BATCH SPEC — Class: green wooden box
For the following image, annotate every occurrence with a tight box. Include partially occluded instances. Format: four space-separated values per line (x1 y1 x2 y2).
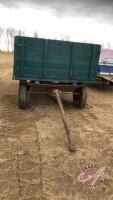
13 36 101 83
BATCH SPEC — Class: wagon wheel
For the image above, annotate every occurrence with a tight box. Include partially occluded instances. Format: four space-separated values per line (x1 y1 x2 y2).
19 81 27 109
73 86 87 108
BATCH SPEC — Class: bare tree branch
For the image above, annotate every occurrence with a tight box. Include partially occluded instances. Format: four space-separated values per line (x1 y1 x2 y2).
33 31 39 38
60 34 70 41
17 29 25 36
4 27 17 52
0 26 4 51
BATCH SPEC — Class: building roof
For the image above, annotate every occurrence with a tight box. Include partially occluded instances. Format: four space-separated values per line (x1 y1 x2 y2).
100 49 113 59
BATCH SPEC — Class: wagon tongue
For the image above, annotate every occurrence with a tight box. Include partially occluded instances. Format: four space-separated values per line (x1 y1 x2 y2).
54 89 75 152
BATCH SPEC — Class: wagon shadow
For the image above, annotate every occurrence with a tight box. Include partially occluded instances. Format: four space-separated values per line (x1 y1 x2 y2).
28 91 75 111
28 91 55 107
88 84 113 92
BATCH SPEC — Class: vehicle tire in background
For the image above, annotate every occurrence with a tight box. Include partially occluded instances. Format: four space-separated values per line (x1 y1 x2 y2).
19 81 27 109
73 86 87 108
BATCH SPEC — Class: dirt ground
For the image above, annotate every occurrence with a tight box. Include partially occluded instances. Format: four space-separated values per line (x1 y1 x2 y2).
0 52 113 200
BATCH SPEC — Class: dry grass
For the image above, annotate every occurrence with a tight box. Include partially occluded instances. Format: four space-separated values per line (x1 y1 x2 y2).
0 52 113 200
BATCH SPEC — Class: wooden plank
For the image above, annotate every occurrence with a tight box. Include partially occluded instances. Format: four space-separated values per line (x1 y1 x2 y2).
54 89 75 151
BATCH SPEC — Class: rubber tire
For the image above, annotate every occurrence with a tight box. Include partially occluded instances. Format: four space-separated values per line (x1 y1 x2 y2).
19 81 27 109
73 86 87 108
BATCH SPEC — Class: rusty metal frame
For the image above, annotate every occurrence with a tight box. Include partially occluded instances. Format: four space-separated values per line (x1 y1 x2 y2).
22 81 85 91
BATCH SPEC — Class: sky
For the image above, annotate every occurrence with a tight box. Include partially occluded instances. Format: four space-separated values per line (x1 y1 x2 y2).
0 0 113 50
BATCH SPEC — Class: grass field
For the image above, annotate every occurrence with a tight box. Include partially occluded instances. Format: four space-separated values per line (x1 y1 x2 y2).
0 52 113 200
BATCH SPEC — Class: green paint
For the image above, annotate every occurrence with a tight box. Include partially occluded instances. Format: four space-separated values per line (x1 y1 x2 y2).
13 36 101 83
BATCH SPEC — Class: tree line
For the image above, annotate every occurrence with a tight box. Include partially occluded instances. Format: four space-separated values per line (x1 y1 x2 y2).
0 27 71 52
0 26 110 52
0 27 39 52
0 27 72 52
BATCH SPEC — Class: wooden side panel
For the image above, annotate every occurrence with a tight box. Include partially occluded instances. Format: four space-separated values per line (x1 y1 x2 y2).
13 36 101 83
